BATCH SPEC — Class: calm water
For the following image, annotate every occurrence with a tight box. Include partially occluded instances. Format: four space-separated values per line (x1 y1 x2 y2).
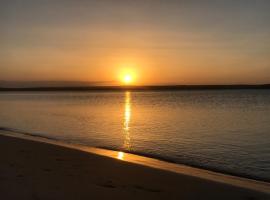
0 90 270 181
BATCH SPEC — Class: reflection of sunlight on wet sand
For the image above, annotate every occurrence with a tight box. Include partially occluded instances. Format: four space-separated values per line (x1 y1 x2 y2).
123 91 131 150
117 151 125 160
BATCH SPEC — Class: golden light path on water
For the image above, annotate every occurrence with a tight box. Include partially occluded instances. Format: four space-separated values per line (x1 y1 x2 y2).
118 91 132 160
123 91 131 150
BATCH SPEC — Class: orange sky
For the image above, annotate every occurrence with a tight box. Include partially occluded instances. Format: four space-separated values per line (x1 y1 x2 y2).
1 0 270 85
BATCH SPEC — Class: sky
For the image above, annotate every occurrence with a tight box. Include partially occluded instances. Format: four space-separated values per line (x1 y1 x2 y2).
0 0 270 85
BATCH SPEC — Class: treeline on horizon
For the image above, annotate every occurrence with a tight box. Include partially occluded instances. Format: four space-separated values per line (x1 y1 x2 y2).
0 84 270 91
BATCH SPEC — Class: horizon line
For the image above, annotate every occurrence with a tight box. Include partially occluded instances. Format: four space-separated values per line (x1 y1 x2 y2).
1 84 270 91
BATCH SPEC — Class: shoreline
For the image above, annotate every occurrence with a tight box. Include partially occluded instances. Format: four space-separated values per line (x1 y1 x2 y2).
98 146 270 183
1 130 270 198
1 126 269 183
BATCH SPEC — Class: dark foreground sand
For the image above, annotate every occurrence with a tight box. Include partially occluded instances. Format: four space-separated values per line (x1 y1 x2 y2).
0 133 269 200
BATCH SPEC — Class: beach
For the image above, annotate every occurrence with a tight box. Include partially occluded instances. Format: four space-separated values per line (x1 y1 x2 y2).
0 131 269 200
1 0 270 199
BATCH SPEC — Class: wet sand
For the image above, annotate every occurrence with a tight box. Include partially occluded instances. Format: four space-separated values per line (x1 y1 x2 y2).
0 132 269 200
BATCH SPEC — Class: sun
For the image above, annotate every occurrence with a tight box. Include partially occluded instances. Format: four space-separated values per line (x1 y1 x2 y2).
123 74 132 84
118 67 137 85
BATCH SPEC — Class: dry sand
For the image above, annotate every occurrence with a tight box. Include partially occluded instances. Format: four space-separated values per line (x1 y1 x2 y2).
0 132 269 200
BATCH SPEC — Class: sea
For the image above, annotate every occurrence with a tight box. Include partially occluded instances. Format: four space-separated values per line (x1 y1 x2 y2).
0 89 269 181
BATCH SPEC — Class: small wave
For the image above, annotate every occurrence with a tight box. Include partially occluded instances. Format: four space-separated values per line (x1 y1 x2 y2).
0 126 57 141
97 145 177 163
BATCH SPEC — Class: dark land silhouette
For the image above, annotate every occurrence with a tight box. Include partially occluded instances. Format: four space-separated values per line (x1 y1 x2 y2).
0 84 270 91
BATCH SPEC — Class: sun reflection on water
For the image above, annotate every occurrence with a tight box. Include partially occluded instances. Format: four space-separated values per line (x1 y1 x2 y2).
117 151 125 160
123 91 131 150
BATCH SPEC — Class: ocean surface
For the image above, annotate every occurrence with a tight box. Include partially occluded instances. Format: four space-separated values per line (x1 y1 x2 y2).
0 90 270 181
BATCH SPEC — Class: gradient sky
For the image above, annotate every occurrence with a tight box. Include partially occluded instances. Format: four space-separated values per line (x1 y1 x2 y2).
1 0 270 85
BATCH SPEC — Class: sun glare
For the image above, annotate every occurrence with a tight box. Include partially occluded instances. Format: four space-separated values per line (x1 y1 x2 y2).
123 74 132 84
118 66 137 85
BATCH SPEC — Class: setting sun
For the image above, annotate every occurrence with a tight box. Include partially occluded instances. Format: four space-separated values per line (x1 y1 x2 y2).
118 68 137 85
123 74 132 84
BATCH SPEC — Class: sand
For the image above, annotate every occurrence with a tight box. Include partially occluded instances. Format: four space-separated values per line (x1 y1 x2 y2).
0 131 269 200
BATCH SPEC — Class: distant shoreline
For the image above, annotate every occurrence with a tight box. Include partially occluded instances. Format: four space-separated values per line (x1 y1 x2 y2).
1 84 270 91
